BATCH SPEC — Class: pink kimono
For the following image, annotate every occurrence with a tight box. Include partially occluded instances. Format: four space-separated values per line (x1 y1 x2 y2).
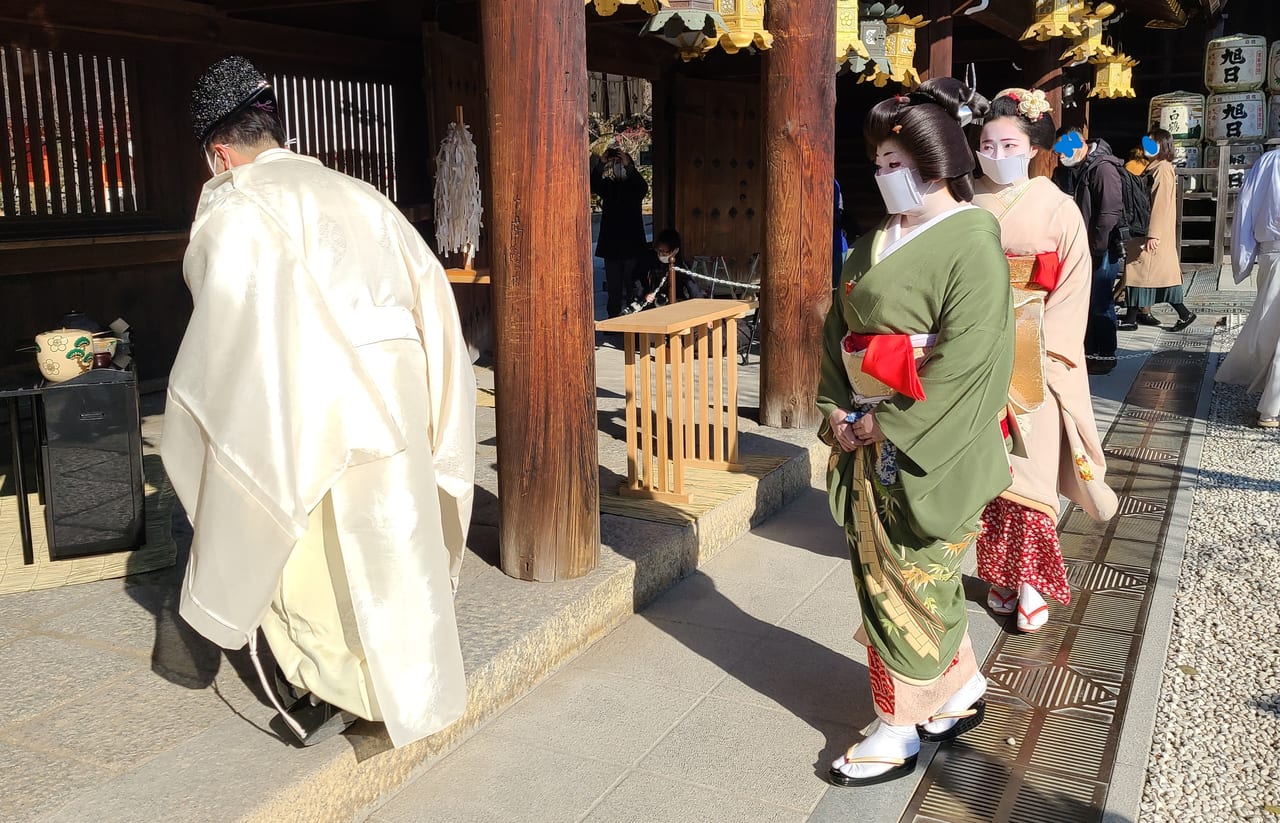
973 177 1119 605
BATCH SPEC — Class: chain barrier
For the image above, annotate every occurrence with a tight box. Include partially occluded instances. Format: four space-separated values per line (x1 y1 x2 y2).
672 263 761 293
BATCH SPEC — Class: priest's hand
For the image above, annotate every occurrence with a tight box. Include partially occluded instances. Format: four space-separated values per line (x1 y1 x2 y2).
829 408 860 452
852 412 885 446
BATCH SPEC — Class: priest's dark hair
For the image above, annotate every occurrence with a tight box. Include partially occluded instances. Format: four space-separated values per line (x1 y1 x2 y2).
864 77 990 203
987 93 1057 151
205 107 286 151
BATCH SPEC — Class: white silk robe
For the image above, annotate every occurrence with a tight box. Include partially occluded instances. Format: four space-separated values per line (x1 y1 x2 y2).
974 176 1118 522
162 148 476 747
1218 149 1280 420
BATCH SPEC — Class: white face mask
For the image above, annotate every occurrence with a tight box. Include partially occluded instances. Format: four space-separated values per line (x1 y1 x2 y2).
658 253 674 264
1058 152 1083 168
874 167 931 215
978 152 1031 185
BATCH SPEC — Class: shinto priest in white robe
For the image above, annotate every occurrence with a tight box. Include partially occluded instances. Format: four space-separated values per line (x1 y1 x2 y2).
1218 148 1280 422
162 148 476 747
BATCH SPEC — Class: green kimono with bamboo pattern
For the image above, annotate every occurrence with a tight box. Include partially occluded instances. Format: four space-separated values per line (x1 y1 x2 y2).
817 208 1015 684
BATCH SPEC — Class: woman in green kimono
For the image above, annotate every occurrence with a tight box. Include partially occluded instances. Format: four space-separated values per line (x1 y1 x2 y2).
818 78 1015 787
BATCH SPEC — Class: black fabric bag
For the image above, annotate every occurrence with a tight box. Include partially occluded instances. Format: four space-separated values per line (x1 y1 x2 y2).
1118 168 1153 241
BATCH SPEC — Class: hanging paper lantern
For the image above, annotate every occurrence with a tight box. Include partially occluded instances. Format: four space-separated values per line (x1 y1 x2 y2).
640 1 727 61
859 13 927 89
1022 0 1085 42
587 0 667 15
1090 52 1138 99
1060 3 1115 64
836 0 870 71
709 0 772 55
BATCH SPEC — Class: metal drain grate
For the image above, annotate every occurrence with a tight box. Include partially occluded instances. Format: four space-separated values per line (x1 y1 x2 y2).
901 341 1211 823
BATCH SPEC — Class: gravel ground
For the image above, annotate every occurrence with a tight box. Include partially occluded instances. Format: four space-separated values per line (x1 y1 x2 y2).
1140 332 1280 823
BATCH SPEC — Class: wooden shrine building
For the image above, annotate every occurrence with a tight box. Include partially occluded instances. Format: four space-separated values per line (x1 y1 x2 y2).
0 0 1235 583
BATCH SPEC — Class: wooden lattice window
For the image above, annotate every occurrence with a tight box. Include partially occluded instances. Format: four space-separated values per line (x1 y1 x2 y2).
0 45 141 220
271 73 398 200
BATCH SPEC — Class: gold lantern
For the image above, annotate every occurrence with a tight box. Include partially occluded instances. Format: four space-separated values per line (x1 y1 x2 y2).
1089 52 1138 99
1060 3 1115 64
586 0 667 15
859 13 927 89
1022 0 1085 42
640 1 727 61
836 0 870 70
709 0 773 55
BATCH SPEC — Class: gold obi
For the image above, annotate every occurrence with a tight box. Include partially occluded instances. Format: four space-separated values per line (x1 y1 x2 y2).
1007 253 1050 417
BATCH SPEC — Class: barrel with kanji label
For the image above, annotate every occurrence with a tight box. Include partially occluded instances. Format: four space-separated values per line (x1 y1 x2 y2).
1206 35 1267 93
1172 142 1202 191
1205 142 1264 193
1206 92 1267 142
1269 40 1280 94
1149 92 1205 142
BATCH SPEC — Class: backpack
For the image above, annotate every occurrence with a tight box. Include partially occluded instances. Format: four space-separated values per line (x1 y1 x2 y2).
1118 168 1153 240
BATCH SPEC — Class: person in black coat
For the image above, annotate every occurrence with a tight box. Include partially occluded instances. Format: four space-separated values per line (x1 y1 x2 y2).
1053 130 1125 374
592 146 650 317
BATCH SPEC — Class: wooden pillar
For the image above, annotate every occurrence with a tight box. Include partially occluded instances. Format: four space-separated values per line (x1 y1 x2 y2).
760 0 836 429
479 0 599 581
924 0 954 81
1025 45 1066 179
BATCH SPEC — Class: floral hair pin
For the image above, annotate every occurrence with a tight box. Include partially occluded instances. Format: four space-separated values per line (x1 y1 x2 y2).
1014 88 1051 121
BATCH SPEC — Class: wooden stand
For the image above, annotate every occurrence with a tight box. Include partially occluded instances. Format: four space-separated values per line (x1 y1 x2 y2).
596 299 751 504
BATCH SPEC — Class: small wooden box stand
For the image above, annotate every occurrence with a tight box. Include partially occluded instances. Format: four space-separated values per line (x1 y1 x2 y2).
596 299 752 504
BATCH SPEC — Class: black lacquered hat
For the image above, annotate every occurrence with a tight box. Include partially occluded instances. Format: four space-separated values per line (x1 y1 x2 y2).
190 55 278 145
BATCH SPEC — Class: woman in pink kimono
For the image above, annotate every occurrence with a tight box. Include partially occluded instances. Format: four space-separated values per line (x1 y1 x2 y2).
971 89 1119 632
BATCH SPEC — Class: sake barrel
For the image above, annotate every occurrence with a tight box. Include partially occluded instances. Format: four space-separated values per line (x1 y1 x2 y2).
1205 35 1267 93
1270 94 1280 140
1171 142 1202 192
1149 92 1205 142
1206 92 1267 143
1204 142 1264 193
1269 41 1280 94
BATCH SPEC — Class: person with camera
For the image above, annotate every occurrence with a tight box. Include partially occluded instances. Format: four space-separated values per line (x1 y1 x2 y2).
591 145 650 317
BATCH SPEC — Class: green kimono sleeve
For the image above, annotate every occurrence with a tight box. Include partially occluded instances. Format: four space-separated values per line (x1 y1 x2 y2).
815 297 853 446
876 226 1015 541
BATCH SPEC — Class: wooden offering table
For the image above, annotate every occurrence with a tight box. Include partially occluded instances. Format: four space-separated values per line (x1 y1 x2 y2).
596 299 752 503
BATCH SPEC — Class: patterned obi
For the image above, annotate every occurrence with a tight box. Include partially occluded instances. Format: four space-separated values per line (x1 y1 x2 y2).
840 331 936 406
1007 251 1062 293
1006 252 1055 417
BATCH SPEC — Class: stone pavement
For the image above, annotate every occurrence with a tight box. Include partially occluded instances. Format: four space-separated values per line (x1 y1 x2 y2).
0 261 1245 822
366 318 1224 823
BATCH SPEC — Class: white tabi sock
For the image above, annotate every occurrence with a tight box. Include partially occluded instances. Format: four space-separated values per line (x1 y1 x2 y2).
832 721 920 780
1018 583 1047 616
921 671 988 735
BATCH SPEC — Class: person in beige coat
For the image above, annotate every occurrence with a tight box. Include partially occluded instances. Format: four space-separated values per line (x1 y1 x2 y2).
971 89 1119 633
1120 129 1197 332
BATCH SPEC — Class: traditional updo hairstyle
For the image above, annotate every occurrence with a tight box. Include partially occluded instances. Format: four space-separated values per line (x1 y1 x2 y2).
986 88 1058 152
864 77 991 203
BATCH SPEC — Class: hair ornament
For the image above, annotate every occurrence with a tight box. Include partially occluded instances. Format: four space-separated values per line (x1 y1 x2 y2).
996 87 1050 122
957 104 974 127
891 124 903 134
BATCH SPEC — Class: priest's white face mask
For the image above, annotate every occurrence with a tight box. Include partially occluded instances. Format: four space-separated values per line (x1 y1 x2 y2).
979 117 1035 185
873 140 937 215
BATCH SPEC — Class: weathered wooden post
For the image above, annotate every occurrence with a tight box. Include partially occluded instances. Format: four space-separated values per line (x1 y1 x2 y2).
479 0 599 581
760 0 836 429
925 0 954 81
